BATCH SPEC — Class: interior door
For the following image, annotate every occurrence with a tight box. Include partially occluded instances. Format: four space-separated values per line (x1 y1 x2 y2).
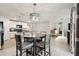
70 6 76 54
0 22 3 42
0 22 4 49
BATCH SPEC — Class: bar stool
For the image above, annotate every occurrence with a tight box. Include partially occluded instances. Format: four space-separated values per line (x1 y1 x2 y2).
15 34 33 56
36 34 51 56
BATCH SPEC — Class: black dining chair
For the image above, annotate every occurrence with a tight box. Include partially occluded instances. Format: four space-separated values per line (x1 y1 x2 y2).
15 34 33 56
36 34 51 56
35 34 46 56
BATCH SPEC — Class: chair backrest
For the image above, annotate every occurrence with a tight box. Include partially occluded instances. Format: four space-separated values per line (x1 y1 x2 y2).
15 35 22 49
40 34 46 45
40 33 46 40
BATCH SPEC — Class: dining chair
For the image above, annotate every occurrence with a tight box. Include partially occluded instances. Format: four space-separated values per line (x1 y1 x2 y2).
36 33 51 56
15 34 33 56
35 34 46 56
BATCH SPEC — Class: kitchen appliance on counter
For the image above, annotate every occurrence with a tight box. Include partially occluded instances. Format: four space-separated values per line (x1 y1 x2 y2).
16 25 22 32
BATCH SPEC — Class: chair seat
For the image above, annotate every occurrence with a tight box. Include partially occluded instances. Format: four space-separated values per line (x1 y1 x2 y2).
36 38 42 42
36 42 44 48
22 42 33 49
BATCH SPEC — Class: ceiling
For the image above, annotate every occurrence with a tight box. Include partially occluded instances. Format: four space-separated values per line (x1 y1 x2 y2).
0 3 74 22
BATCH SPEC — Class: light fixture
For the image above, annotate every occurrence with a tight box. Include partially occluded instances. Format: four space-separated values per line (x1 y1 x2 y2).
30 3 39 22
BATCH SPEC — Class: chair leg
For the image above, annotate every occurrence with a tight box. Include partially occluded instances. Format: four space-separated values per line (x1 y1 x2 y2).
33 43 35 56
30 47 32 55
41 49 43 54
16 46 18 56
49 46 51 56
16 49 18 56
31 47 33 55
20 49 22 56
26 49 28 56
36 47 39 55
44 49 46 56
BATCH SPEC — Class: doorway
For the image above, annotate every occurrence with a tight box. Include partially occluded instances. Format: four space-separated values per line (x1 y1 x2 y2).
0 22 4 49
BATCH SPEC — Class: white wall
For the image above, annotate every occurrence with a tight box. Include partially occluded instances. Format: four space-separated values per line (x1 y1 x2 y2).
0 16 9 40
0 16 29 40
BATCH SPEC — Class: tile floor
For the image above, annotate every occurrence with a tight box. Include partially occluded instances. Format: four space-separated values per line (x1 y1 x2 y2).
0 36 74 56
50 36 73 56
